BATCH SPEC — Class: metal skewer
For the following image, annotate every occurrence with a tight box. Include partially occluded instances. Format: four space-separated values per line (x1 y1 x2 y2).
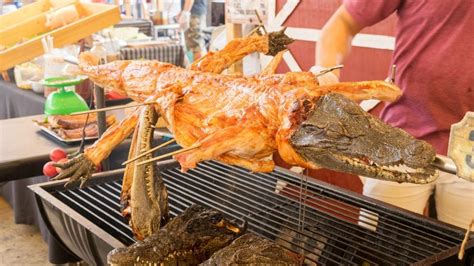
136 144 201 166
432 155 457 175
245 24 264 37
458 219 473 260
122 139 176 165
254 10 268 34
63 56 79 65
315 64 344 77
387 64 397 84
70 102 154 115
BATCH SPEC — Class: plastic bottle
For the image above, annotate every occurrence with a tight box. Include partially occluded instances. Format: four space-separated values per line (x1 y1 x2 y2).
90 41 107 64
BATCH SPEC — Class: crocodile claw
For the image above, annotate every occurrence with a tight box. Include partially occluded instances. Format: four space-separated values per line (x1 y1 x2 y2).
267 27 294 56
53 154 96 188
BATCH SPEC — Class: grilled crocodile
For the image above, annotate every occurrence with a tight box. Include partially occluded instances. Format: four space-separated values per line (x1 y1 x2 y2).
107 204 246 265
200 233 302 266
54 29 438 187
121 105 170 240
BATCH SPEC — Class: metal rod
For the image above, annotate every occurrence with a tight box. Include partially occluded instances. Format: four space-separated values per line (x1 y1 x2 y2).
136 145 200 166
70 102 152 116
267 168 458 247
389 64 396 83
254 10 267 34
179 167 381 263
75 188 123 217
193 164 422 261
268 167 462 244
196 163 432 261
122 139 176 165
433 155 457 175
58 191 134 242
94 84 109 171
88 186 122 209
208 161 454 252
315 64 344 77
244 25 263 37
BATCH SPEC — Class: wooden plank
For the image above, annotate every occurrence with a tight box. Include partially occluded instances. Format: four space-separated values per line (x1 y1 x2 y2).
0 12 49 46
225 22 243 74
0 0 50 30
0 0 77 31
282 50 300 71
269 0 299 30
0 2 120 72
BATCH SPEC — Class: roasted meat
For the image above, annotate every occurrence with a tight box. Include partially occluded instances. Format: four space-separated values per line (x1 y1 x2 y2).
201 233 302 266
107 204 245 265
56 123 98 139
48 114 116 139
55 29 438 194
48 114 98 129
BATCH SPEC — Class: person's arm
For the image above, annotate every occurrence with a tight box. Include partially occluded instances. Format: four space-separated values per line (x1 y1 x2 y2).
178 0 194 30
182 0 194 12
316 5 364 78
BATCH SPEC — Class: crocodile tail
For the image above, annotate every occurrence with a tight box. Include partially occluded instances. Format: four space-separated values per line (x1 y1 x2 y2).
78 52 129 96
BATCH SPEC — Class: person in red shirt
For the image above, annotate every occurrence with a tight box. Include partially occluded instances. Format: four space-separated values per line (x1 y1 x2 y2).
314 1 473 229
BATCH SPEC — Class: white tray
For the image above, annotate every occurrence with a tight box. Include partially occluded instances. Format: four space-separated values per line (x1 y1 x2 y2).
33 120 98 144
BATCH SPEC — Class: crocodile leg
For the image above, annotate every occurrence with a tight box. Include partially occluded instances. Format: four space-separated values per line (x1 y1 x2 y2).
54 107 142 187
174 125 276 172
259 50 285 76
190 28 293 74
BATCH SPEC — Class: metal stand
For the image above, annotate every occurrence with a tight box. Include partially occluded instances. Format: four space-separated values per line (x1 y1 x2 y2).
94 84 109 171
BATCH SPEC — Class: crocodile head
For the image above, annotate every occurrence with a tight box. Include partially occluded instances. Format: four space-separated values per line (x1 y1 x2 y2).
290 93 438 184
108 204 246 265
121 106 169 240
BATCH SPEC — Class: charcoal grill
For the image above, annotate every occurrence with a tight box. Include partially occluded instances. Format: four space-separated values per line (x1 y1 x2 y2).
30 160 473 265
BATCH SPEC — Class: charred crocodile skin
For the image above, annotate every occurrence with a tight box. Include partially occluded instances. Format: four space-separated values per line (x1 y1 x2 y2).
291 93 438 184
121 106 170 240
200 233 302 266
107 204 246 265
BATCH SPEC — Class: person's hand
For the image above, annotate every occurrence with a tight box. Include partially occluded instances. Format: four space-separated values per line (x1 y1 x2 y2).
310 65 339 85
178 11 191 31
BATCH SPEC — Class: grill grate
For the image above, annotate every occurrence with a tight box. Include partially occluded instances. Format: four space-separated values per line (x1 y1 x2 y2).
52 161 469 265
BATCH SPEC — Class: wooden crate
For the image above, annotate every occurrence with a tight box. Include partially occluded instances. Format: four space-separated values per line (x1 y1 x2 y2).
0 0 76 31
0 2 121 72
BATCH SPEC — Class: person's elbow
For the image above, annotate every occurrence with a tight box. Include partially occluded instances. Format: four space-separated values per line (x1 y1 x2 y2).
321 5 362 43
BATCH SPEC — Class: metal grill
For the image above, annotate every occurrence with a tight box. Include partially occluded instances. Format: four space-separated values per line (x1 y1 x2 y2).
49 161 471 265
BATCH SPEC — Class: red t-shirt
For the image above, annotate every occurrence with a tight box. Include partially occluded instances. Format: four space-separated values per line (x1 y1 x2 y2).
344 0 474 155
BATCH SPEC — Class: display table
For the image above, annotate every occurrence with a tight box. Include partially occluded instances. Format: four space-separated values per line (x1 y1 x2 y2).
0 115 77 181
0 114 132 263
0 80 46 119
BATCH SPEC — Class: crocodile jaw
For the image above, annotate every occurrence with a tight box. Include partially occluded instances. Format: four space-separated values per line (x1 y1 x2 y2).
122 106 170 240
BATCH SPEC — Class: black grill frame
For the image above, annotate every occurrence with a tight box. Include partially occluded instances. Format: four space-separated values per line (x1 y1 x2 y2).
30 160 474 266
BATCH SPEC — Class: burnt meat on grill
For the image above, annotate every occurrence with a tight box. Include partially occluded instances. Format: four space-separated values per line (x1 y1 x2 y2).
200 233 302 265
107 204 245 265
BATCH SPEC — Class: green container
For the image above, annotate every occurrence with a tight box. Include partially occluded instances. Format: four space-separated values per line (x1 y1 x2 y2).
43 76 90 116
